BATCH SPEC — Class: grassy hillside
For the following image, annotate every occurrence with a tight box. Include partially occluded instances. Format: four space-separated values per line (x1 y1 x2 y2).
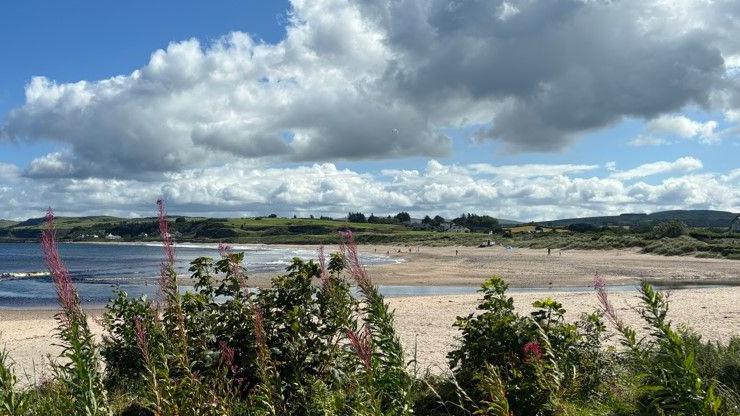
2 212 738 259
540 209 737 228
0 215 489 245
0 219 18 228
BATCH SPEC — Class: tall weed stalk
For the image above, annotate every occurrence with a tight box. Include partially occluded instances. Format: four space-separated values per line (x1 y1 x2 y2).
42 209 110 416
340 230 414 415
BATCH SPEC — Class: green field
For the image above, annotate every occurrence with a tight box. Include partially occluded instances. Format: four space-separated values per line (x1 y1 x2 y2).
0 215 491 245
0 219 18 228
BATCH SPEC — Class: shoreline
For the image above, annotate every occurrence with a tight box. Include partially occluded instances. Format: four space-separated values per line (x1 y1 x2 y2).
1 280 737 312
2 243 738 288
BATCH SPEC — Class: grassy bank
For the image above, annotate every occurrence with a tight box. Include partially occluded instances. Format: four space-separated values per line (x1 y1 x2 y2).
509 229 740 259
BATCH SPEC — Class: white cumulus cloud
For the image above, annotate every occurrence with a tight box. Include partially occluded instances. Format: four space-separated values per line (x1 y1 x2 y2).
0 158 736 222
2 0 740 177
646 115 719 143
610 157 703 180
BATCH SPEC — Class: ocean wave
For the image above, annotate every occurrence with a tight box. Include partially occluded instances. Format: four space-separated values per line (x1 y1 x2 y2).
0 271 50 280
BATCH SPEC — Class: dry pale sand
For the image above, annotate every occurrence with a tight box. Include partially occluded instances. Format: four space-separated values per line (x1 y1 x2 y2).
389 287 740 372
1 286 738 379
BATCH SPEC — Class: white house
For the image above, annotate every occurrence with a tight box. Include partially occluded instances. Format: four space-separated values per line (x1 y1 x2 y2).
440 222 470 233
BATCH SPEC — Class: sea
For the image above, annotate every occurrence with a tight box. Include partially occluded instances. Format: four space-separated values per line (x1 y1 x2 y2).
0 242 405 308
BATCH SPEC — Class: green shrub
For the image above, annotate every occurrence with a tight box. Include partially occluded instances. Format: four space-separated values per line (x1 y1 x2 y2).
447 277 609 416
600 280 724 415
682 332 740 410
652 220 689 239
101 292 164 389
0 345 26 415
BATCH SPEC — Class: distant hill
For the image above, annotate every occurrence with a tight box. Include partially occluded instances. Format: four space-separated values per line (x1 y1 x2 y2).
539 210 738 228
498 218 523 226
0 220 18 228
12 215 123 228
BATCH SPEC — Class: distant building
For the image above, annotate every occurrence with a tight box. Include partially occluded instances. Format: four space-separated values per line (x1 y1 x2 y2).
441 222 469 233
508 225 537 235
730 215 740 232
105 233 122 240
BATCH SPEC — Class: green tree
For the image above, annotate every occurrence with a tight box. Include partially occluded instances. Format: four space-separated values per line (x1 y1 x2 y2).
453 213 501 233
395 212 411 223
348 212 367 223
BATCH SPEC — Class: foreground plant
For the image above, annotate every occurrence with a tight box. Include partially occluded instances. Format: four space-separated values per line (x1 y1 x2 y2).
596 275 724 415
42 208 111 416
0 345 26 415
341 230 415 416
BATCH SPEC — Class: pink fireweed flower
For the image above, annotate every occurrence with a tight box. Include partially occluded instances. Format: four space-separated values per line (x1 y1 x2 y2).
347 325 373 370
219 340 237 372
157 199 176 294
218 242 231 257
317 245 330 289
522 341 543 362
253 306 267 348
41 208 83 326
593 273 618 324
157 199 175 266
339 230 372 289
218 242 249 293
252 306 273 376
134 316 150 363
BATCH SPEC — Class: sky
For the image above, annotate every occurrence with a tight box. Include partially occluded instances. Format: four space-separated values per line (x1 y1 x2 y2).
0 0 738 221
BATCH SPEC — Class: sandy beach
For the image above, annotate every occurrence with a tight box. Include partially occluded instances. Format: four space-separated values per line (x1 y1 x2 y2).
1 246 738 380
243 244 740 287
350 244 737 287
390 287 740 371
2 285 739 379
